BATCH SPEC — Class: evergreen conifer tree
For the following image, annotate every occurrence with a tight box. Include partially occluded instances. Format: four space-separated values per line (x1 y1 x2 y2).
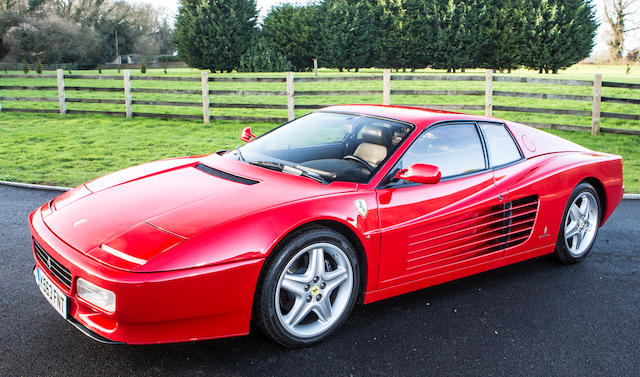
320 0 376 71
173 0 258 72
522 0 597 73
263 4 320 71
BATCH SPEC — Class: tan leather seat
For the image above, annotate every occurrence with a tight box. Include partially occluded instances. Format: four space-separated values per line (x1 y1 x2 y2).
352 125 391 167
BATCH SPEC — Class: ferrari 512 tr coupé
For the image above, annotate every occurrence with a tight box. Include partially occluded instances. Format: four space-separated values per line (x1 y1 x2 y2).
29 105 623 347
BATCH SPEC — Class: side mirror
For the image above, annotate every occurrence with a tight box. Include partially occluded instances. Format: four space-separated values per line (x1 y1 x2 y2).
241 127 256 143
395 164 441 184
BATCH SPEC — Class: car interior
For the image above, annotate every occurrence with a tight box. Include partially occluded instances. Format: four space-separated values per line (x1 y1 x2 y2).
230 112 413 183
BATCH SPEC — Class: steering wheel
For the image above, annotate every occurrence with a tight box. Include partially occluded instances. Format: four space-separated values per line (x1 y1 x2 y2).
343 155 374 172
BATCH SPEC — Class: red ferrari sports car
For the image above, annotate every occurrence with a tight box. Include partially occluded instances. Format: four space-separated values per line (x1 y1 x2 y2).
29 105 623 347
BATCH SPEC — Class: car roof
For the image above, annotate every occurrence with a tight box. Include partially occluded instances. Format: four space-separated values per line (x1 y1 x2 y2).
320 104 499 129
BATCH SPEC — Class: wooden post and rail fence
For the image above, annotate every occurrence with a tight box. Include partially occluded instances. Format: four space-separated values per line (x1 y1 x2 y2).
1 69 639 136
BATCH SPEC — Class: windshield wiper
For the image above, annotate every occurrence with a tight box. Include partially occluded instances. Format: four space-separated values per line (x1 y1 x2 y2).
249 161 327 185
249 160 284 171
286 165 328 185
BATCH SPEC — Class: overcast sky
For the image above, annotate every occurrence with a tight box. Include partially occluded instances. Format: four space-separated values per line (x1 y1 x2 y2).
129 0 639 55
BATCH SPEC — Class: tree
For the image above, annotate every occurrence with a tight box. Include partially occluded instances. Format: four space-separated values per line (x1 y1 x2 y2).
3 15 101 64
0 10 23 60
479 0 528 72
320 0 376 71
401 0 437 70
262 3 319 71
604 0 638 62
372 0 405 69
133 12 175 58
239 31 291 72
173 0 257 72
432 0 484 72
522 0 596 73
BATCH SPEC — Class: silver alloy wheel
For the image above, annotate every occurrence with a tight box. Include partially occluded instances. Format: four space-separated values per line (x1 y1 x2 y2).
564 191 599 257
275 242 354 338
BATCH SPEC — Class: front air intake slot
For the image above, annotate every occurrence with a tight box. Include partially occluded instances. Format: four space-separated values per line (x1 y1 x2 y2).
195 163 259 185
33 238 72 290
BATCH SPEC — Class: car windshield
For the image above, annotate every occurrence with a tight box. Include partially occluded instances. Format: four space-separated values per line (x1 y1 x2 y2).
224 111 413 183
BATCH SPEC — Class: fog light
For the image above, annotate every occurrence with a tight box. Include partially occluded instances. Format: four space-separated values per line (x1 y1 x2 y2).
76 278 115 312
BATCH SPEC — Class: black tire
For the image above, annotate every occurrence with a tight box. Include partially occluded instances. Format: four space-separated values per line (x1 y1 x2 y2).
554 182 601 264
254 225 360 347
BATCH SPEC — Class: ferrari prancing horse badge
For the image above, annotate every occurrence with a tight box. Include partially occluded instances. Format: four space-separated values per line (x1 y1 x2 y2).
354 199 368 218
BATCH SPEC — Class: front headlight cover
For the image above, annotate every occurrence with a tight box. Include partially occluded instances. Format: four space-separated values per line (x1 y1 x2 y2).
76 278 116 312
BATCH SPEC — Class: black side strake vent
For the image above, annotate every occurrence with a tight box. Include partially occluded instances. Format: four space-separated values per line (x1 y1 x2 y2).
195 163 259 185
405 194 539 272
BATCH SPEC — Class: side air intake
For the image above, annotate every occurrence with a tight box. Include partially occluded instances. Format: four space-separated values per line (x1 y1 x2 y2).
406 195 539 271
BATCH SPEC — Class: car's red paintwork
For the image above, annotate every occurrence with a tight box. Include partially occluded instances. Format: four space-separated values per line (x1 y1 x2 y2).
29 105 624 344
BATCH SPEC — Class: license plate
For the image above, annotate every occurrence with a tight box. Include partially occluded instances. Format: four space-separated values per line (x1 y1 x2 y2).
34 267 67 318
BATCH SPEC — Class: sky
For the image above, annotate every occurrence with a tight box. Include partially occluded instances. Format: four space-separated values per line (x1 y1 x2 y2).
129 0 640 56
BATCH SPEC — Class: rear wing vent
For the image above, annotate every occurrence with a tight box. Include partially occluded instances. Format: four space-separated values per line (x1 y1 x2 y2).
195 164 259 185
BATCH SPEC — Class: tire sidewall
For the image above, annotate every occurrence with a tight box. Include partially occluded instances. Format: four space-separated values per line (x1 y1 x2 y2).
256 226 360 347
555 182 601 264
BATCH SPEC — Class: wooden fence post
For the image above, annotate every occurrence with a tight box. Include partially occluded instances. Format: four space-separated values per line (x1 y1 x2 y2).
485 69 493 117
201 71 210 124
313 59 318 77
592 73 602 136
56 69 66 115
383 68 391 105
286 71 295 121
123 69 132 119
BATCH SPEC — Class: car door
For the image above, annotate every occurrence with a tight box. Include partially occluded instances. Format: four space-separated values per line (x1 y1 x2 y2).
376 122 507 289
478 122 543 257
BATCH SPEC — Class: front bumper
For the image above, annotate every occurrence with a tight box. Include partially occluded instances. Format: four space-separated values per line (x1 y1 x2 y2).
30 206 265 344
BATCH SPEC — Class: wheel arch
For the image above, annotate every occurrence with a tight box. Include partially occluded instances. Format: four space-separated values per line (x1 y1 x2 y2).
249 218 370 337
311 219 368 303
581 177 606 224
256 218 369 305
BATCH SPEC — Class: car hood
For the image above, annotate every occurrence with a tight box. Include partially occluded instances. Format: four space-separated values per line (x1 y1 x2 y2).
42 154 357 271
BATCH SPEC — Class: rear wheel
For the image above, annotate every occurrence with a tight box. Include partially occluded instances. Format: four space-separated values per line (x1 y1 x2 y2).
554 182 601 264
254 226 359 347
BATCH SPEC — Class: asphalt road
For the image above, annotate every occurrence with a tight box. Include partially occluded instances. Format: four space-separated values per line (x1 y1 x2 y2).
0 185 638 377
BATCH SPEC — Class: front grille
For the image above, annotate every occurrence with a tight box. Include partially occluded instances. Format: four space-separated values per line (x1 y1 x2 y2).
33 238 72 289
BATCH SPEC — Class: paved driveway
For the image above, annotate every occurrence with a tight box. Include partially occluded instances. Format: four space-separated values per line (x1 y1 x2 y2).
1 185 638 376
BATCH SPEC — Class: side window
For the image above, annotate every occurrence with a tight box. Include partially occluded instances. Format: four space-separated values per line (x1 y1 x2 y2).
479 123 522 168
397 123 486 181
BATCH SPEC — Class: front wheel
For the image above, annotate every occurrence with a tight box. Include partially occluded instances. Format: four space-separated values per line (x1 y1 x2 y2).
254 226 360 347
554 182 601 264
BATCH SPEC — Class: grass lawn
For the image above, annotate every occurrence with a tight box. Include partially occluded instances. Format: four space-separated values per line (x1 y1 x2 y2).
0 112 638 193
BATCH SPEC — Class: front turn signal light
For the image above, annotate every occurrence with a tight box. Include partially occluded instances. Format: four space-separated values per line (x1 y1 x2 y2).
76 278 115 313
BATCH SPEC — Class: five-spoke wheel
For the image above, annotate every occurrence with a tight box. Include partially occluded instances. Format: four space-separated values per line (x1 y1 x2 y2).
275 243 353 338
255 226 359 347
555 182 601 263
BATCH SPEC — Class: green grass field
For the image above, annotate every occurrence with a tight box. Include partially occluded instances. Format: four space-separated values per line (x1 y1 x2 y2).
0 111 638 193
0 65 639 192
